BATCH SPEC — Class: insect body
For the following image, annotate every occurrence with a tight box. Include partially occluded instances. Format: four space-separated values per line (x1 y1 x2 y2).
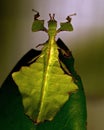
12 11 78 123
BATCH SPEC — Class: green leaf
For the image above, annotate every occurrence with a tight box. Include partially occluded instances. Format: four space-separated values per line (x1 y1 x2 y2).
0 49 39 130
0 39 87 130
12 38 78 123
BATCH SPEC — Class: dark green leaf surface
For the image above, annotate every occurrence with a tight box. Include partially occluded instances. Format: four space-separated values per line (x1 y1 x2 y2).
0 39 87 130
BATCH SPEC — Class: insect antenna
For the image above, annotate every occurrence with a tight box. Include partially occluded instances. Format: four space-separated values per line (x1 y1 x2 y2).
66 13 76 22
49 13 55 20
32 9 40 20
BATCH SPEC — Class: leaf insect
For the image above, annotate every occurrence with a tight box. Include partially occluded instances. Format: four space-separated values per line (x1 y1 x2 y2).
12 10 78 124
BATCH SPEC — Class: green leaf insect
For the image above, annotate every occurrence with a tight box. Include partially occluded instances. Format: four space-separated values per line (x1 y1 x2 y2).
12 10 78 124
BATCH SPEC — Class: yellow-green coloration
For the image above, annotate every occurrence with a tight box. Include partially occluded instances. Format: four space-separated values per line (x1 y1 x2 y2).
12 13 78 123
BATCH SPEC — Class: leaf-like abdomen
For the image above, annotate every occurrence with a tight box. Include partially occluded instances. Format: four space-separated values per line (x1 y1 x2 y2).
12 39 78 123
12 61 44 120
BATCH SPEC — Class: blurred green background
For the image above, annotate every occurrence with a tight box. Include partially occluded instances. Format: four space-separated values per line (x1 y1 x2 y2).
0 0 104 130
